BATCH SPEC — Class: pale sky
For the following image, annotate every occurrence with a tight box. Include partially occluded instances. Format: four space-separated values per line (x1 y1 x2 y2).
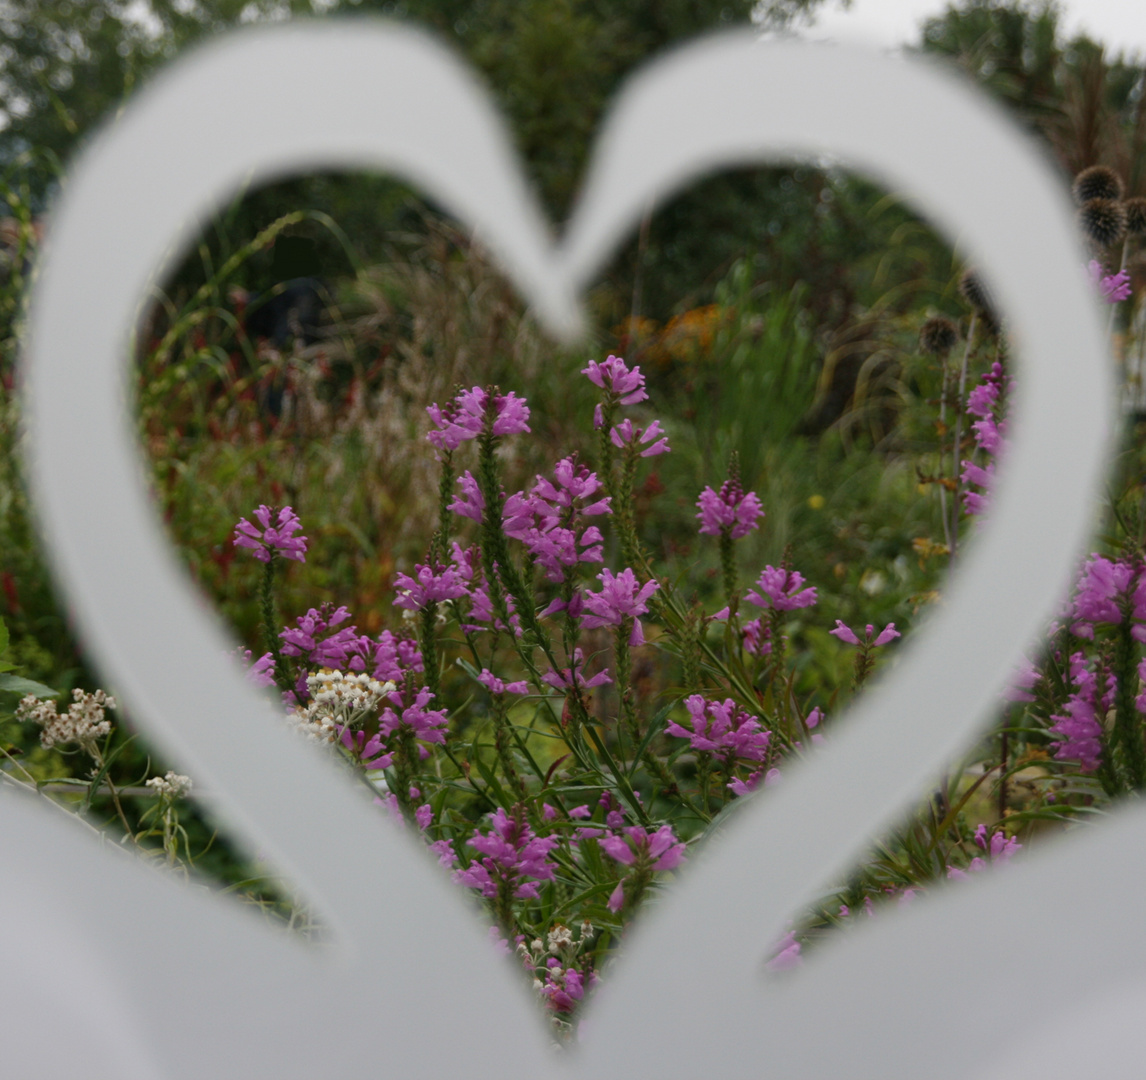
804 0 1146 57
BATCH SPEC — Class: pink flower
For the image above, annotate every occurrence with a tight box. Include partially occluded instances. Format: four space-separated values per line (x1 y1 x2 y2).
532 458 612 522
233 505 308 563
239 649 276 688
581 354 648 405
1088 259 1132 303
477 669 529 695
541 648 612 691
580 567 659 645
449 471 485 522
610 418 670 457
1048 651 1113 772
455 386 531 436
392 564 469 611
696 480 764 539
741 618 771 656
280 604 363 672
452 808 558 901
666 695 771 762
765 930 803 972
426 399 482 452
379 686 449 745
829 621 900 647
747 566 818 612
599 825 686 872
1071 556 1134 634
370 629 423 682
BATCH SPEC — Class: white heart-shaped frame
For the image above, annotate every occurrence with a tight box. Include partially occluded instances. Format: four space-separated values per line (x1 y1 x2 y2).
15 20 1129 1080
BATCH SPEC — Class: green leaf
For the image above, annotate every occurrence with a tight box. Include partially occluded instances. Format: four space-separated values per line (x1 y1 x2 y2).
0 674 58 699
0 617 9 657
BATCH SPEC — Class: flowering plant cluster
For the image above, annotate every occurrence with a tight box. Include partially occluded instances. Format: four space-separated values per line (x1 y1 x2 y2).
229 353 918 1032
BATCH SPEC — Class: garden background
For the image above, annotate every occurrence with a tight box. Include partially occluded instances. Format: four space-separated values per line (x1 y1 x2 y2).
3 0 1146 1016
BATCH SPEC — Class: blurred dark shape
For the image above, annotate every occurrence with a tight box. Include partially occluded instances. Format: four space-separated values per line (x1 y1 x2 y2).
243 236 327 347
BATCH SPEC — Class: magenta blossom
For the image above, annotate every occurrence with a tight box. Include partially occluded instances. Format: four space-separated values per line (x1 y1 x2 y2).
449 471 485 522
426 399 482 452
452 808 559 901
370 629 423 682
696 480 764 539
541 648 613 692
379 686 449 745
610 418 671 457
829 621 901 647
478 669 529 695
947 824 1021 879
667 695 771 762
1088 259 1132 303
392 564 469 611
599 825 686 873
765 930 803 972
539 965 598 1015
746 566 818 612
281 604 366 673
532 458 612 523
580 567 660 645
1071 556 1139 639
233 505 308 563
455 385 531 436
1048 651 1112 773
581 354 648 405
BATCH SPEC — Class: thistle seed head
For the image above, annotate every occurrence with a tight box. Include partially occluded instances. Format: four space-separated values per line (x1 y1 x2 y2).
1078 198 1127 248
1124 196 1146 237
1073 165 1124 205
919 315 959 356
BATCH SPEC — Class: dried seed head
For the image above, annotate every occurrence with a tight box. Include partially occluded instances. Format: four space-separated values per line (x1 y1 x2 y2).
1073 165 1124 205
1078 198 1127 248
958 270 999 333
1125 196 1146 237
919 315 959 356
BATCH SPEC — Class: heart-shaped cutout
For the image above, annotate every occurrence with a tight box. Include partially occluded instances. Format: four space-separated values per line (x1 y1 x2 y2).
18 21 1118 1079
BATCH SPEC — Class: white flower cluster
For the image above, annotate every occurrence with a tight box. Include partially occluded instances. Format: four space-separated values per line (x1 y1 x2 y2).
16 689 116 751
146 771 193 799
287 670 395 745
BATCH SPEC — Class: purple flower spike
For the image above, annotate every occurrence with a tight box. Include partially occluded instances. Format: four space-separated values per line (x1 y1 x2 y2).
455 386 531 436
233 505 308 563
452 807 558 901
746 566 818 612
696 480 764 539
392 564 469 611
609 418 671 457
580 568 659 641
581 354 649 405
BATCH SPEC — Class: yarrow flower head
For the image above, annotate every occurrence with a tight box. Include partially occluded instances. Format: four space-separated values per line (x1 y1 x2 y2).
580 567 660 645
746 566 818 612
146 771 193 799
16 689 116 752
696 479 764 539
581 354 648 406
233 505 308 563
